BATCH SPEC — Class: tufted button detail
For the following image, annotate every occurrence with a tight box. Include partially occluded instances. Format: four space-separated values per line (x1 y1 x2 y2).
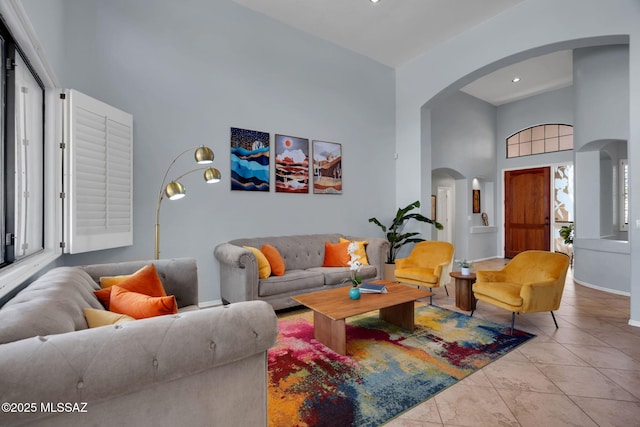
153 359 159 368
77 380 84 389
115 325 122 330
38 336 47 342
209 341 216 350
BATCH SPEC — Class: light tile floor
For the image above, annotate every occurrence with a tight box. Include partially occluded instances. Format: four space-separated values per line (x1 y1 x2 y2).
384 258 640 427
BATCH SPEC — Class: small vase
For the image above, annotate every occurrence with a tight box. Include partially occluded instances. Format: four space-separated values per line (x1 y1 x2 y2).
349 287 361 300
461 267 470 276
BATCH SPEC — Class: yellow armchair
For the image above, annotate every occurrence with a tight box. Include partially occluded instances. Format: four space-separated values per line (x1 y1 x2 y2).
471 250 570 334
394 241 454 304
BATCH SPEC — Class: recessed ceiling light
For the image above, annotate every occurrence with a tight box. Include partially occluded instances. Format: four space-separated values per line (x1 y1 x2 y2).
512 77 521 83
370 0 380 3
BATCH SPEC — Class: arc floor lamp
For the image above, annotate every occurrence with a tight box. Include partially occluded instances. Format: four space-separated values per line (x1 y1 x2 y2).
155 145 221 259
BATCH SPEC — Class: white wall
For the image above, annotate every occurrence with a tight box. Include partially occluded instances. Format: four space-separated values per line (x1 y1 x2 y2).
396 0 640 325
21 0 396 303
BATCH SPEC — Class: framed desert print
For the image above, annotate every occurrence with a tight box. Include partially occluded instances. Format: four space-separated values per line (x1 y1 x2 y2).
431 195 437 220
473 189 481 213
312 140 342 194
230 127 270 191
275 134 309 193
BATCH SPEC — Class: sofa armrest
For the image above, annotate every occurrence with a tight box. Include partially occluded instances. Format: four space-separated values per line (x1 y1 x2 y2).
214 243 260 304
0 301 277 425
520 279 564 312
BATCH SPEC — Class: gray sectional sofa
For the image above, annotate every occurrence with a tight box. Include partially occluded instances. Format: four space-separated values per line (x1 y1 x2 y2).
0 258 277 427
214 233 390 310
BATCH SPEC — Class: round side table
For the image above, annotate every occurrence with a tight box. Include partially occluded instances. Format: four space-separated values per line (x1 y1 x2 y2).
449 271 477 311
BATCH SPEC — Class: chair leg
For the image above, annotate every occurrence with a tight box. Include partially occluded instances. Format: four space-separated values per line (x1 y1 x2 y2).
550 311 559 329
429 288 433 305
510 312 515 335
444 285 449 296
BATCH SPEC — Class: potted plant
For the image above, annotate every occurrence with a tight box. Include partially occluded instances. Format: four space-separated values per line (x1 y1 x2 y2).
456 259 473 276
558 223 574 266
559 223 574 245
369 200 443 280
346 242 363 299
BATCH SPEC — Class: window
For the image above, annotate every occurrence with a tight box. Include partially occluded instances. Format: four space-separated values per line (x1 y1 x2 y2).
1 20 45 268
507 124 573 158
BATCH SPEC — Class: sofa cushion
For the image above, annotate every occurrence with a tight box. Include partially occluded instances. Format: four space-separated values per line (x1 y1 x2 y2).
258 270 324 297
94 263 167 309
322 241 351 267
84 308 136 328
109 286 178 319
261 244 286 276
308 265 378 285
0 267 103 344
243 246 271 279
473 281 524 307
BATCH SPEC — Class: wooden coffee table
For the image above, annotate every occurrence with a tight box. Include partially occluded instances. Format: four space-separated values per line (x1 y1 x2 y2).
291 281 432 355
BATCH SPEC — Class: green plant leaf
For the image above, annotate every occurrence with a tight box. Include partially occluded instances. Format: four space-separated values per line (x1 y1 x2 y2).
369 200 441 263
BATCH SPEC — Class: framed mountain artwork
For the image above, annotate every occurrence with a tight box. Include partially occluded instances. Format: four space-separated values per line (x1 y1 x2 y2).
312 140 342 194
230 127 270 192
275 134 309 193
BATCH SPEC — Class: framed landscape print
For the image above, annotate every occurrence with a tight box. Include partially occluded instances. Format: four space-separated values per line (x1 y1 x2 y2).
230 127 270 192
312 140 342 194
275 134 309 193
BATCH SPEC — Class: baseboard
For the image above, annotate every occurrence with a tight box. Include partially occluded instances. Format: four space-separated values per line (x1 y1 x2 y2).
629 319 640 328
198 299 223 309
573 278 631 297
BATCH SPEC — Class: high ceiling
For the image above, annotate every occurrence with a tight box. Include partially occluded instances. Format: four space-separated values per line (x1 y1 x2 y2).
232 0 573 106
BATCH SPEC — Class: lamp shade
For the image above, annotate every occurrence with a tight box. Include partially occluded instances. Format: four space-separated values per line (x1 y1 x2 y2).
165 181 186 200
194 146 214 164
204 167 222 183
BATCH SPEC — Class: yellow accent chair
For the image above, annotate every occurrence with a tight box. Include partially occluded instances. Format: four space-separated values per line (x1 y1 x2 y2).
394 241 454 304
471 250 570 334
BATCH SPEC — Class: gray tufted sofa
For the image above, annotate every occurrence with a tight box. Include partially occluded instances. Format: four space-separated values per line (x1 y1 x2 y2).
0 258 277 427
214 234 390 310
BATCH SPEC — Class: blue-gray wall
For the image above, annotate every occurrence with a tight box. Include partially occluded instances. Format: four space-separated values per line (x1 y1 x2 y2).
21 0 396 303
429 91 497 261
395 0 639 325
573 45 630 294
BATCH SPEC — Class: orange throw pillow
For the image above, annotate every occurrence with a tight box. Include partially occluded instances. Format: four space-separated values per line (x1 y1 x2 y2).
98 265 147 288
322 241 351 267
109 286 177 320
261 244 286 276
94 263 167 310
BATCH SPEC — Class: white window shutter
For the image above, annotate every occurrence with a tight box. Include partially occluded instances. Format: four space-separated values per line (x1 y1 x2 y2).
63 89 133 254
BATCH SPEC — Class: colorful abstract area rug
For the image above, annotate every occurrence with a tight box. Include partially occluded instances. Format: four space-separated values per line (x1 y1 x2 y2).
268 304 534 427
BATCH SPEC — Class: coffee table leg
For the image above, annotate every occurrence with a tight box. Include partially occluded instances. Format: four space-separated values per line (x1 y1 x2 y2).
380 301 415 331
313 311 346 355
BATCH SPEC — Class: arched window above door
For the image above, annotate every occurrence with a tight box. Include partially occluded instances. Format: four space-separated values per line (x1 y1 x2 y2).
507 124 573 158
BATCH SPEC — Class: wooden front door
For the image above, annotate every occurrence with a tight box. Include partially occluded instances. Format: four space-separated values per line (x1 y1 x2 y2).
504 167 551 258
